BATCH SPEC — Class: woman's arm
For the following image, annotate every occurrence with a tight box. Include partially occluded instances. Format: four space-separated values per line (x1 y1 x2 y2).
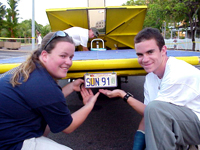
62 86 99 134
62 79 84 97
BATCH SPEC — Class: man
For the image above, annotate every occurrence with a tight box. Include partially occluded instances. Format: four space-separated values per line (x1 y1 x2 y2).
99 27 200 150
37 33 42 48
173 36 178 49
64 27 99 51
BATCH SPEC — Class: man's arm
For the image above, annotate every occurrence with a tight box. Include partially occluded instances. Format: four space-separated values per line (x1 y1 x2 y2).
126 96 146 116
82 46 89 51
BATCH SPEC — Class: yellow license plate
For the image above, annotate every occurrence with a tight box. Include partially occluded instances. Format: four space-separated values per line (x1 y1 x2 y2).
84 73 117 88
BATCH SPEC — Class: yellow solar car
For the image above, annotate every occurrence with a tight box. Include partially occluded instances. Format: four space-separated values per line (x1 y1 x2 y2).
46 6 147 50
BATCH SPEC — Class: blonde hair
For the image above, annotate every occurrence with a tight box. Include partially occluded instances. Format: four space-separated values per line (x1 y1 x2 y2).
10 32 74 87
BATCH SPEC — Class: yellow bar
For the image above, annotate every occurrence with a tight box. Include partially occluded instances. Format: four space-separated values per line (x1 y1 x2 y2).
0 56 199 75
70 56 200 71
176 56 200 65
0 63 21 74
70 58 141 71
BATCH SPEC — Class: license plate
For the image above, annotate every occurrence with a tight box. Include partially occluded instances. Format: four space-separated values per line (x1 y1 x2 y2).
84 73 117 88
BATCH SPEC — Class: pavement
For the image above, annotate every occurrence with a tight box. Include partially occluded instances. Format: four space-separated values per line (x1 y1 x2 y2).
50 77 144 150
0 44 35 52
0 45 33 62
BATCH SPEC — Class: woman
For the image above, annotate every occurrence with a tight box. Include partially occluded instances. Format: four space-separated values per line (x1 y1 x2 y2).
0 31 99 150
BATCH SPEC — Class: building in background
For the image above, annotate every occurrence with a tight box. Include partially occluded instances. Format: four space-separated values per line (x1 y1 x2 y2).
88 0 105 32
96 20 105 29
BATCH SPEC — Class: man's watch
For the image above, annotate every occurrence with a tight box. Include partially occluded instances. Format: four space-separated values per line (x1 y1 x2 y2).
123 92 133 102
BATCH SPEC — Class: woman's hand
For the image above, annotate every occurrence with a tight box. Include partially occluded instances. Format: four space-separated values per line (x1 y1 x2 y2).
80 86 99 105
72 79 84 92
99 89 126 99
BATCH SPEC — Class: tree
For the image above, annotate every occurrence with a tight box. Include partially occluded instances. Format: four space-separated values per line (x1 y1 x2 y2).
1 0 50 44
17 19 51 41
164 0 200 51
40 24 51 37
122 0 166 32
123 0 200 50
17 19 32 38
0 2 6 36
122 0 146 5
143 2 165 31
5 0 19 39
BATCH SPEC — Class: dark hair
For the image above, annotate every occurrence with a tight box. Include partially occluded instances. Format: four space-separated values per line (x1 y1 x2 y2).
134 27 165 51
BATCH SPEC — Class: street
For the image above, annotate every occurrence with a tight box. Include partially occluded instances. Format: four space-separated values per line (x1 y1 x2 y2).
0 45 32 60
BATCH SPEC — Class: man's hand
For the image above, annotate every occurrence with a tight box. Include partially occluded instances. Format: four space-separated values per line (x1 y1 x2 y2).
99 89 126 99
82 46 89 51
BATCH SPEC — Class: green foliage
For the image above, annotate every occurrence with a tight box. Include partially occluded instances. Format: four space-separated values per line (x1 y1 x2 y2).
5 0 20 39
122 0 146 5
40 24 51 37
122 0 200 48
122 0 167 31
143 3 165 31
17 19 51 38
0 2 6 36
0 0 51 40
17 19 32 38
164 0 200 50
1 0 199 49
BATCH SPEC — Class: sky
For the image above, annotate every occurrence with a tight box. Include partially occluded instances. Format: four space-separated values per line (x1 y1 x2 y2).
1 0 128 26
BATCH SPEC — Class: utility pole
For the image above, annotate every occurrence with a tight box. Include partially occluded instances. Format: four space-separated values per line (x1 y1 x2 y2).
32 0 35 50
